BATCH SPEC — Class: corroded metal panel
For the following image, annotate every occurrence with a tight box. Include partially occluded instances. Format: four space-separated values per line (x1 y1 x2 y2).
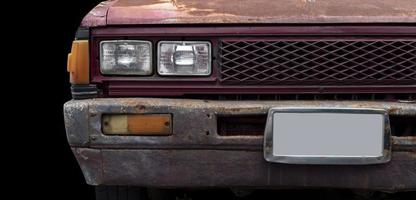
72 148 416 190
81 0 416 27
64 98 416 149
65 98 416 189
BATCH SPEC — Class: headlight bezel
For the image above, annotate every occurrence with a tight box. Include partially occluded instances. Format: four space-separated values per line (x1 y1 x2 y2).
157 41 212 76
99 40 153 76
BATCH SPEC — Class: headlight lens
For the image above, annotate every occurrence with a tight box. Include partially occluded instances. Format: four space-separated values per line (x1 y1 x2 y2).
158 41 211 76
100 40 152 75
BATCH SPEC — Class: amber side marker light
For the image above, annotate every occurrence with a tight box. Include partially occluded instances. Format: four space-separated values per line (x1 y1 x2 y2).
67 40 89 84
102 114 172 136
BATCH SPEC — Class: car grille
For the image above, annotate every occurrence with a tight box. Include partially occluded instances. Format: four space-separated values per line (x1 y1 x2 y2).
219 40 416 85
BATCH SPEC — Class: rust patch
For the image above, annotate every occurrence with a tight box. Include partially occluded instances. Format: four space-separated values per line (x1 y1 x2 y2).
388 107 403 115
94 0 416 26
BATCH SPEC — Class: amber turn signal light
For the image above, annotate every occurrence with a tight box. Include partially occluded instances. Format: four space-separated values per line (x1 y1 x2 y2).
67 40 89 84
102 114 172 136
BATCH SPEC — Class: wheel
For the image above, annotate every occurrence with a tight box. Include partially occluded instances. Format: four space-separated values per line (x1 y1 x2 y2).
95 186 148 200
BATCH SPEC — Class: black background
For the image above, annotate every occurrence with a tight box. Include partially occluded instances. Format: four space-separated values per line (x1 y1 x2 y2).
45 1 103 198
9 0 103 199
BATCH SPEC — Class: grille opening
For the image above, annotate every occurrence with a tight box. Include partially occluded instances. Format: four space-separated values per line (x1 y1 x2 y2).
390 116 416 137
217 115 266 136
217 114 415 137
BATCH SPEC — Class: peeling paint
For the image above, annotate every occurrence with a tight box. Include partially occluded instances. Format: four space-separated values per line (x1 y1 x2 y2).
79 0 416 27
81 0 117 27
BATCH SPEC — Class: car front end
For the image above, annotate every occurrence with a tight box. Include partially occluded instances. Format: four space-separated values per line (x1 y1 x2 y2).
64 0 416 196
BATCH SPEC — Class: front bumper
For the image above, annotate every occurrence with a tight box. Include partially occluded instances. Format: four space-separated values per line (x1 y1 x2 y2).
64 98 416 191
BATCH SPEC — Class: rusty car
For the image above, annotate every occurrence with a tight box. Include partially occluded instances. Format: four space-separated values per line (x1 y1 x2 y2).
65 0 416 199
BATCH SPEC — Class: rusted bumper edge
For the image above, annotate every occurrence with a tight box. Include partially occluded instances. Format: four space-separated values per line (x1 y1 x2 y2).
64 98 416 191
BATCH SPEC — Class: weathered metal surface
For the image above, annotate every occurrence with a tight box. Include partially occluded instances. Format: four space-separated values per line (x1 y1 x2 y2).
81 0 117 27
71 148 103 185
72 148 416 190
64 98 416 150
65 98 416 189
64 101 90 146
79 0 416 27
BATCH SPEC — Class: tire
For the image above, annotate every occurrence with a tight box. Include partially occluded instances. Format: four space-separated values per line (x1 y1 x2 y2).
95 186 148 200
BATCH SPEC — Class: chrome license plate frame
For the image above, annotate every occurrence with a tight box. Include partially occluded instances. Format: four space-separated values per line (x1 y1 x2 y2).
263 108 391 165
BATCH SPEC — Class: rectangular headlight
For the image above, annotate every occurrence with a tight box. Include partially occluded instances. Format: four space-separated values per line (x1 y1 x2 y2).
158 41 211 76
100 40 152 75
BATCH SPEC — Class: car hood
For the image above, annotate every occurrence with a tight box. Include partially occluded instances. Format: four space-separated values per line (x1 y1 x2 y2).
82 0 416 27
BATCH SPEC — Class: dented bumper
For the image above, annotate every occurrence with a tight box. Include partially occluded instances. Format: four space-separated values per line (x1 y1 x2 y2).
64 98 416 191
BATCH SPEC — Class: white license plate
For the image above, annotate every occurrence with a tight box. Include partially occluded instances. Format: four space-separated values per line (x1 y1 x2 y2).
263 108 391 165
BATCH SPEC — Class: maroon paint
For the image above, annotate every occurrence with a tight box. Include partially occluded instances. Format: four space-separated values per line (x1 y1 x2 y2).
81 0 416 27
90 26 416 97
92 25 416 36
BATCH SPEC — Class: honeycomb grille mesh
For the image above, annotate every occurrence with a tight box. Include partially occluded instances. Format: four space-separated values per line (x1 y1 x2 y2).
219 40 416 85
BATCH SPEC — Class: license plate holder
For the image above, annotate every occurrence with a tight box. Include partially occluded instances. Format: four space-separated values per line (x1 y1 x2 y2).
263 108 391 165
